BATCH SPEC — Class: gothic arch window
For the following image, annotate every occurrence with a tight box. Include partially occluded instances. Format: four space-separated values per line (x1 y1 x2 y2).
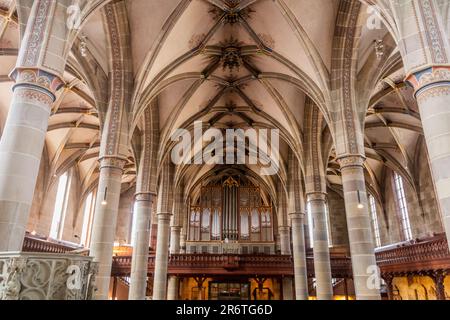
369 194 382 247
80 191 96 247
50 171 72 240
393 172 413 241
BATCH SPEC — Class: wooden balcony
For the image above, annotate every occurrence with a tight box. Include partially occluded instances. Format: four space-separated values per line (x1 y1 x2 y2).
375 233 450 274
21 233 450 278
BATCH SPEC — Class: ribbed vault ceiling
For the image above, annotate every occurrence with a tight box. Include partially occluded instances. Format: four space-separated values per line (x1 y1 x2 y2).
0 0 426 210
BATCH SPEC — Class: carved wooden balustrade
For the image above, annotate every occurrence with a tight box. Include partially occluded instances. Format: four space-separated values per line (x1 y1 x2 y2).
21 233 450 278
22 234 83 254
111 253 354 278
375 233 450 274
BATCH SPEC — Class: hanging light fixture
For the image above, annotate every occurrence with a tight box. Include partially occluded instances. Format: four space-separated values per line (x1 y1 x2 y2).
101 187 108 206
80 34 88 57
374 39 384 59
357 190 364 209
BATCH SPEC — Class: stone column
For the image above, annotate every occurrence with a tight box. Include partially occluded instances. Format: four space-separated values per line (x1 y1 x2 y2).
308 193 334 300
168 224 181 300
279 226 291 255
407 68 450 251
290 212 309 300
170 226 181 255
180 231 187 254
153 212 171 300
282 277 294 300
0 69 63 251
167 276 179 300
129 193 154 300
89 157 126 300
338 156 380 300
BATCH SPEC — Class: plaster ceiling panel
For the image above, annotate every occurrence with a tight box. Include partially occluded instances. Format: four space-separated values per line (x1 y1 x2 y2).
68 130 98 145
267 78 306 130
161 79 218 132
240 80 292 133
250 54 301 81
393 128 420 162
82 10 108 73
165 54 212 79
0 20 19 49
127 0 183 76
327 175 342 185
365 127 395 145
78 157 97 178
357 4 391 72
45 128 71 159
142 0 217 89
281 0 339 71
0 82 13 129
246 0 320 85
380 112 422 129
0 55 16 76
366 157 384 176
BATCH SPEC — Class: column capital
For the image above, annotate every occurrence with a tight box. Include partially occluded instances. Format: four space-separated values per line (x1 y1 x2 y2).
405 66 450 99
157 212 172 219
307 192 327 202
135 192 155 202
171 226 182 232
10 68 65 102
98 156 128 171
289 212 306 219
278 225 291 232
336 155 365 170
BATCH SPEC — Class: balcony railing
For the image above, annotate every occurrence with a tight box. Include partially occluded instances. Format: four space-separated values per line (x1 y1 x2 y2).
22 233 84 254
375 233 450 273
22 233 450 277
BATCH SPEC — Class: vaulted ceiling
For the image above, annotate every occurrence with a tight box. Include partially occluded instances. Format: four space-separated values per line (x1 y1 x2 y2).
0 0 428 209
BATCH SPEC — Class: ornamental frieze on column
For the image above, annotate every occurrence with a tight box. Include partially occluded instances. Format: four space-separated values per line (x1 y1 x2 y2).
336 155 365 170
10 68 64 101
406 66 450 101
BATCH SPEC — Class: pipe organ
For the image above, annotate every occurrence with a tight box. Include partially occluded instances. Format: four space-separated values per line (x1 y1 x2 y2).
189 177 274 244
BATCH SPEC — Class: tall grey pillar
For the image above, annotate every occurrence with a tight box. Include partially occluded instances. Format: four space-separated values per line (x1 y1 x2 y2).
338 156 381 300
129 193 154 300
152 213 171 300
90 157 126 300
308 193 333 300
290 212 309 300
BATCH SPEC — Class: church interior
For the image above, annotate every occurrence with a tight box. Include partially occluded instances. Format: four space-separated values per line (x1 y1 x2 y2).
0 0 450 301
